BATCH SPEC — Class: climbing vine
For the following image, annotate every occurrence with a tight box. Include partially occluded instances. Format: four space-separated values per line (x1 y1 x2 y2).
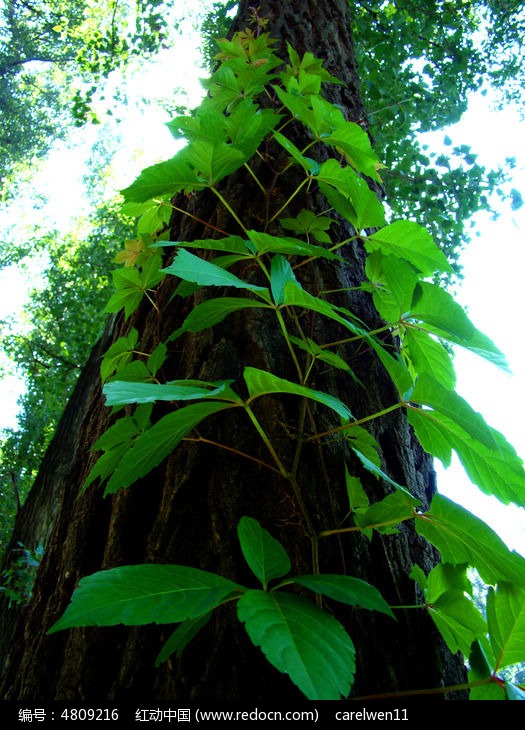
49 30 525 700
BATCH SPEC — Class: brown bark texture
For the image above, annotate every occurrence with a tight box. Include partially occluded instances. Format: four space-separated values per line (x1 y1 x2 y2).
0 0 466 701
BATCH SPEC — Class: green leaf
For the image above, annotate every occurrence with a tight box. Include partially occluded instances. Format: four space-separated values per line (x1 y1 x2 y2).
401 329 456 390
289 336 356 377
105 268 145 319
100 328 139 382
105 401 233 494
409 374 498 451
280 209 334 244
163 249 266 292
367 337 413 396
352 449 413 497
354 491 419 535
406 409 453 466
243 366 353 421
155 613 212 667
325 120 383 180
247 230 342 261
416 494 525 586
408 283 509 370
408 407 525 505
426 563 472 603
487 583 525 670
171 297 271 339
237 590 355 700
366 252 419 323
273 131 318 174
186 140 246 186
121 152 204 203
103 379 235 406
283 282 363 336
237 517 291 589
156 236 251 255
48 565 242 634
344 425 381 468
427 590 487 656
366 221 452 276
345 467 369 512
293 574 394 618
270 254 296 305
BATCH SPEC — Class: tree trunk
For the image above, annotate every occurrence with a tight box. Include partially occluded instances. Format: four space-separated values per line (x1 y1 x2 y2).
0 0 466 701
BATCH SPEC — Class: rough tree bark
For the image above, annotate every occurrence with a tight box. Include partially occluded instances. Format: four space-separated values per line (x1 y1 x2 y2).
0 0 466 700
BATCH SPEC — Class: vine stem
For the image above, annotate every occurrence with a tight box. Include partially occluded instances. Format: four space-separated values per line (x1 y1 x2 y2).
244 404 289 478
183 436 281 474
304 402 405 443
211 186 249 235
269 178 309 223
318 511 415 538
159 200 231 237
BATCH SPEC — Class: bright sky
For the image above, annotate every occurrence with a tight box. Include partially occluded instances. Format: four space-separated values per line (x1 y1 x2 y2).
0 12 524 554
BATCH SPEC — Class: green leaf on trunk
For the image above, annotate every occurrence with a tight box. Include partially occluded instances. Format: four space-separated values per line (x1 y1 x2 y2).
237 590 355 700
270 254 297 305
354 491 419 535
237 517 291 589
293 574 394 618
243 366 353 421
104 401 234 494
155 612 212 667
103 379 235 406
173 297 271 340
163 249 266 292
121 152 204 203
48 565 243 634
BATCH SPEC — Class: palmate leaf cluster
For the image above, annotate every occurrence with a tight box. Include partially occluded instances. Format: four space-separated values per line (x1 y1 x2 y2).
47 31 525 699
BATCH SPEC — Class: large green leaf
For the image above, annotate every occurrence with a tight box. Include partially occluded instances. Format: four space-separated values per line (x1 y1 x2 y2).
103 379 234 406
416 495 525 586
121 152 204 203
48 565 243 634
365 221 452 276
409 374 498 451
247 230 342 261
237 517 291 589
366 252 419 324
156 236 251 255
104 401 233 494
408 283 509 371
324 120 382 180
185 140 246 186
237 590 355 700
163 249 266 292
354 491 419 535
282 282 363 336
487 583 525 670
401 328 456 390
243 366 352 421
409 408 525 505
427 591 487 656
171 297 271 339
293 574 394 618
